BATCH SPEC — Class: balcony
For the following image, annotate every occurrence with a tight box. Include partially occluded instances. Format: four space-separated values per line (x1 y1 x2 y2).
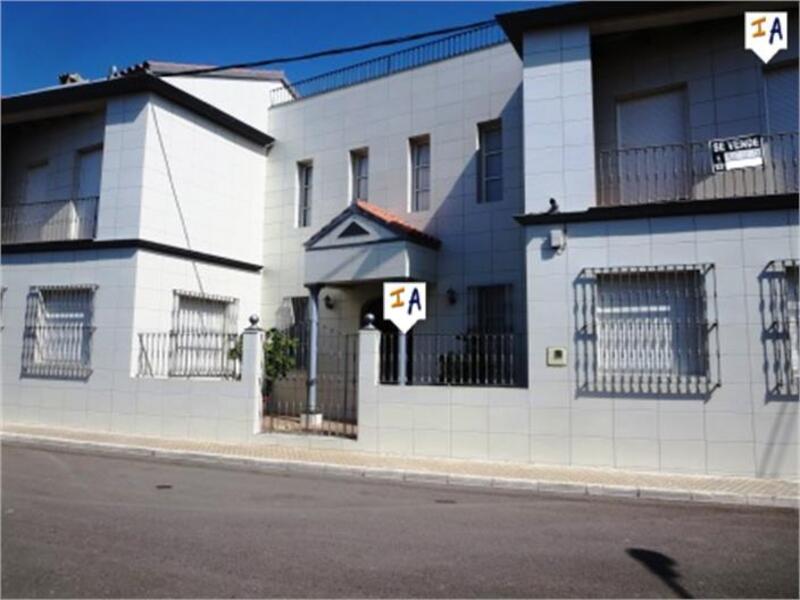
1 196 99 245
596 132 798 207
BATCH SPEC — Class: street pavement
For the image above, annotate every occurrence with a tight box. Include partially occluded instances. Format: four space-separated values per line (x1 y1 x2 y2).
2 444 798 599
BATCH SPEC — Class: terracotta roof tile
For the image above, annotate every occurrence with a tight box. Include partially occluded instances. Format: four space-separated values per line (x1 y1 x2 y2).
354 200 441 249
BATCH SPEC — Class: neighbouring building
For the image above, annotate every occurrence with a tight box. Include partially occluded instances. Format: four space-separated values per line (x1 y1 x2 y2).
2 2 798 479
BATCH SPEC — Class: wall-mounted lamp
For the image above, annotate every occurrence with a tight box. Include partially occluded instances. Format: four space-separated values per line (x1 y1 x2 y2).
446 288 457 305
324 294 335 310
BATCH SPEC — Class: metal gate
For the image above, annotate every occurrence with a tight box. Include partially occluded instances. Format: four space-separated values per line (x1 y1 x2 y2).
263 322 358 438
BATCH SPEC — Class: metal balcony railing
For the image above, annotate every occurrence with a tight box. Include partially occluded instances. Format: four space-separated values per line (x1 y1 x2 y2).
270 22 507 106
137 331 241 379
597 132 798 206
2 196 99 244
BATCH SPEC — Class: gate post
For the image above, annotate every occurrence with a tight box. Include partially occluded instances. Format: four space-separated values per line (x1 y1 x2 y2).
242 314 265 435
359 313 381 385
302 284 323 429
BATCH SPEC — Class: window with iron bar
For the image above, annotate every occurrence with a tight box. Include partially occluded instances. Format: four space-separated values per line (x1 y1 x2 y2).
22 284 97 379
172 290 238 334
297 161 313 228
576 264 718 396
467 284 513 333
765 259 799 397
410 135 430 212
478 120 502 203
350 148 369 202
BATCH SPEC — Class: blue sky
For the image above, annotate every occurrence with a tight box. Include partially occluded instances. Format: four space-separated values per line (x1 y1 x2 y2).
2 2 538 95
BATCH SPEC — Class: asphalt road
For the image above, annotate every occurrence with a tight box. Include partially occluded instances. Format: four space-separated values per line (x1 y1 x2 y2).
2 444 797 599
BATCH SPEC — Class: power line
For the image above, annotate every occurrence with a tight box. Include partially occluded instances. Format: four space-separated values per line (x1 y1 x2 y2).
159 18 495 78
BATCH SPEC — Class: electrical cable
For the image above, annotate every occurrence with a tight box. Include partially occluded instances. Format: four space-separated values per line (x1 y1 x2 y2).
159 18 495 78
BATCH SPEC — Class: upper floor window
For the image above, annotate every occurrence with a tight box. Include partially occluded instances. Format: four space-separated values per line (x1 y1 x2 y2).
478 120 502 203
468 284 513 333
410 135 430 212
74 145 103 200
297 161 313 228
351 148 369 202
765 63 799 134
617 88 687 150
22 284 96 379
24 161 48 205
615 88 688 204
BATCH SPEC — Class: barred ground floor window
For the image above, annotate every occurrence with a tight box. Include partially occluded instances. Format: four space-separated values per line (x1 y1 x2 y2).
576 264 718 396
22 284 97 379
766 259 799 397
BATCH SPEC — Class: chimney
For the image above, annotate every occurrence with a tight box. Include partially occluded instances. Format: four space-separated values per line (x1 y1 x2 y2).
58 72 86 85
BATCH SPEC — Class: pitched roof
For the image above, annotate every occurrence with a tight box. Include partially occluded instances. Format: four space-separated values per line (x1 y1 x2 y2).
354 201 441 249
2 74 273 147
120 60 287 83
304 201 441 250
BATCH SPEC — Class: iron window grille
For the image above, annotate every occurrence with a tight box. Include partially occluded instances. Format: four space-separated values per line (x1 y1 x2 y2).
22 284 97 379
576 264 719 396
410 136 431 212
468 284 513 333
171 290 238 334
298 161 313 227
137 291 240 379
478 120 503 203
351 149 369 202
765 259 799 397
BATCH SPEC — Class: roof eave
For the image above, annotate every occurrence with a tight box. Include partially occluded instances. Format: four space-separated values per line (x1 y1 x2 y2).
2 74 273 147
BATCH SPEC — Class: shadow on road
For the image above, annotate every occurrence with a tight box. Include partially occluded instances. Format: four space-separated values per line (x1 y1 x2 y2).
627 547 693 599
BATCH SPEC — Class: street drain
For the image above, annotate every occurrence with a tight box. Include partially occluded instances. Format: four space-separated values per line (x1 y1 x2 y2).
156 484 173 490
435 499 457 504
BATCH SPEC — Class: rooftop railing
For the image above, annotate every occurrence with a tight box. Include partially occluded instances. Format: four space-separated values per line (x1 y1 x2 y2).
270 22 507 106
597 132 798 206
2 196 99 245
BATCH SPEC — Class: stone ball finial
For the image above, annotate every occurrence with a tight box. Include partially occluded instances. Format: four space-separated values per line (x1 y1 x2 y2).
363 313 376 330
249 314 260 327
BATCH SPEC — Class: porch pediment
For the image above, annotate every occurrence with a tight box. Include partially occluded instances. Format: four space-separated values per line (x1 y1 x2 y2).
304 201 440 286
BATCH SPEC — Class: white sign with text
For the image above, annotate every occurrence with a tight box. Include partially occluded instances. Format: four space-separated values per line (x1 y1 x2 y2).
383 282 426 334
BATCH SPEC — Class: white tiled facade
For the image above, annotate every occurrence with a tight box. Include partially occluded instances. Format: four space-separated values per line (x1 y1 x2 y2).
1 3 798 478
262 43 526 337
2 83 268 440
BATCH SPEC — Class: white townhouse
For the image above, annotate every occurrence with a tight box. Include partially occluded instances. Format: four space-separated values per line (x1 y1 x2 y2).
2 2 798 479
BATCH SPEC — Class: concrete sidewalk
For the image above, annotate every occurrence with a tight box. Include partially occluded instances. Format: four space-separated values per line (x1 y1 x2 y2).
2 423 797 508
